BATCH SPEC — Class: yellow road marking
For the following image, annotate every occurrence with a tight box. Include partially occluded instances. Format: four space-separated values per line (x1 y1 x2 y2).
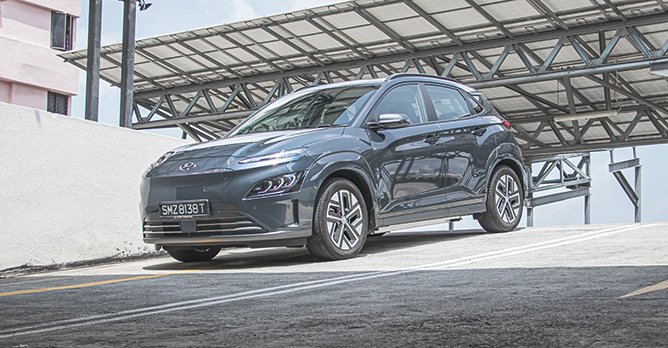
0 272 188 298
620 278 668 299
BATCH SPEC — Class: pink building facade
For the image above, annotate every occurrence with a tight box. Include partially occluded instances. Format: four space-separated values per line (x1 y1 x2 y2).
0 0 80 114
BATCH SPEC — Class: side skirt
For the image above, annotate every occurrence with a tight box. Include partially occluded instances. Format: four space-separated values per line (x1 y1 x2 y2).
375 199 486 233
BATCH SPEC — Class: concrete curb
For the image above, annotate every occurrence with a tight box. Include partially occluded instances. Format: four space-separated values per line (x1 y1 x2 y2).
0 251 169 278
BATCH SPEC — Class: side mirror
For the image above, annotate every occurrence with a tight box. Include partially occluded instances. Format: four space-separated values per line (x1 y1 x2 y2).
367 113 411 130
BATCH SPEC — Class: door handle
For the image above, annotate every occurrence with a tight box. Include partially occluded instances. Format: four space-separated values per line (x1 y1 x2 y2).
423 134 440 145
471 126 487 136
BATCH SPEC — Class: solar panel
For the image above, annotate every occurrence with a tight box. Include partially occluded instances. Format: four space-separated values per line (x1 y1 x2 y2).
60 0 668 154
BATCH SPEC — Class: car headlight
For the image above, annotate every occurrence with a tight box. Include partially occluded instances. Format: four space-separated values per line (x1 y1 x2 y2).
237 148 307 165
149 151 173 169
247 172 303 197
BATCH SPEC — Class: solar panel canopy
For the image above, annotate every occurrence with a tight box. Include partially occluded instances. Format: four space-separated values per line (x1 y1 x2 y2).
61 0 668 156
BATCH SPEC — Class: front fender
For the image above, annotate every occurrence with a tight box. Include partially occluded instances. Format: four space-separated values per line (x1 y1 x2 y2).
304 151 380 228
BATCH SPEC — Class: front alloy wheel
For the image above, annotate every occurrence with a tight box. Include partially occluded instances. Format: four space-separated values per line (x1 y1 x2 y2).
327 189 364 250
478 165 523 233
307 178 368 260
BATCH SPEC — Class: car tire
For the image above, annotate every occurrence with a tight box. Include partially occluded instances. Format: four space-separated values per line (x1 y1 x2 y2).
307 178 369 261
478 165 524 233
167 248 221 262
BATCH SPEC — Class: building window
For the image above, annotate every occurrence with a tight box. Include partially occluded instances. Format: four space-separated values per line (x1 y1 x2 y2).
47 92 69 115
51 12 74 51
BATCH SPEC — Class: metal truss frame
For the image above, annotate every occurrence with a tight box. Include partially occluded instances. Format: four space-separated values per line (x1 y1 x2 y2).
127 9 668 153
61 0 668 155
525 153 592 227
608 148 642 222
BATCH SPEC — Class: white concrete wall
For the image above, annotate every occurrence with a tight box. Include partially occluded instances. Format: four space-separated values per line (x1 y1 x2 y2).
0 103 189 270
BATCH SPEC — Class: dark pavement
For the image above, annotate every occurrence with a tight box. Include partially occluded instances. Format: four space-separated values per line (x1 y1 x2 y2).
1 223 666 347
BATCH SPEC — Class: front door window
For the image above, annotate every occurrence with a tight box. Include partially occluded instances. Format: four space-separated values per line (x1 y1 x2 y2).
373 84 428 125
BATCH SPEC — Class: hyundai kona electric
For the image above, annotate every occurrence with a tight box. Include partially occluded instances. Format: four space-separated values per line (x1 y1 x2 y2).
141 74 527 262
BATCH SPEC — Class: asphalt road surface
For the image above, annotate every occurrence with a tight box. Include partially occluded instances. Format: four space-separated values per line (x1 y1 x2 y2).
1 223 667 347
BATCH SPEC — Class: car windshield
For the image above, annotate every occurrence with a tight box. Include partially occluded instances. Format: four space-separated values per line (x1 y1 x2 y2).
231 85 378 135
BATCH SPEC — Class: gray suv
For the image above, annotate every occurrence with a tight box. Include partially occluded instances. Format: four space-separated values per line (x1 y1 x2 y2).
141 74 527 262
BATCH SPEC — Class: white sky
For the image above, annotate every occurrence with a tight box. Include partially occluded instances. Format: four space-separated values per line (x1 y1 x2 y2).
70 0 667 228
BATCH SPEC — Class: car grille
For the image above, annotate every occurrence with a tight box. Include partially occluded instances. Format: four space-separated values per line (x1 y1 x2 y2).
143 217 266 238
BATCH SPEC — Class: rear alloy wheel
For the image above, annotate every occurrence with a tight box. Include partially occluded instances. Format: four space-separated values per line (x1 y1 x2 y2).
478 165 523 233
167 247 221 262
307 178 368 261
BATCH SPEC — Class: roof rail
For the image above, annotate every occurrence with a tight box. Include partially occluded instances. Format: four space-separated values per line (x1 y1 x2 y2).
292 78 385 93
387 73 462 84
293 84 319 93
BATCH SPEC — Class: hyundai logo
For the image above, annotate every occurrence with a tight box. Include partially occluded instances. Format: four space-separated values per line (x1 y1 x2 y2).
179 162 197 171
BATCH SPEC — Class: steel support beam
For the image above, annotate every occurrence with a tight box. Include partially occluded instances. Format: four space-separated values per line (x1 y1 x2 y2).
584 157 591 225
119 0 136 128
609 148 642 223
468 57 668 89
84 0 102 122
528 188 590 208
608 158 641 172
131 110 255 129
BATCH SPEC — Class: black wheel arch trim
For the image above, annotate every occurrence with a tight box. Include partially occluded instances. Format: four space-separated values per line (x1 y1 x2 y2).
306 151 380 230
484 144 528 198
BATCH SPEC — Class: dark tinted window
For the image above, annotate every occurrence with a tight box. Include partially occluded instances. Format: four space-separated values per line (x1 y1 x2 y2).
373 84 428 125
425 85 470 121
47 92 68 115
51 12 74 51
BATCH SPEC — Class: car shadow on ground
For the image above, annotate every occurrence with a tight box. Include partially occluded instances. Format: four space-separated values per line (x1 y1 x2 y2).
362 228 490 254
143 228 492 271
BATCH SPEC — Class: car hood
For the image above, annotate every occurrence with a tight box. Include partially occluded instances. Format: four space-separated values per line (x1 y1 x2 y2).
167 127 345 161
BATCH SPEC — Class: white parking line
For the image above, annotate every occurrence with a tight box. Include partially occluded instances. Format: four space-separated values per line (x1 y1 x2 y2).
0 224 650 339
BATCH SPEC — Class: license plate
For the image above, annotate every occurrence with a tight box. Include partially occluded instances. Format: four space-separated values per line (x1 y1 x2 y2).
159 200 210 218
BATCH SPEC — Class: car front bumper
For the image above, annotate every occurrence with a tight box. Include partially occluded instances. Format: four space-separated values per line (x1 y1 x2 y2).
142 229 311 249
140 158 317 249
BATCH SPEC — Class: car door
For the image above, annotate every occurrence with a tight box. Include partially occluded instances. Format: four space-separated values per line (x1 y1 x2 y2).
366 83 447 224
422 84 494 209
